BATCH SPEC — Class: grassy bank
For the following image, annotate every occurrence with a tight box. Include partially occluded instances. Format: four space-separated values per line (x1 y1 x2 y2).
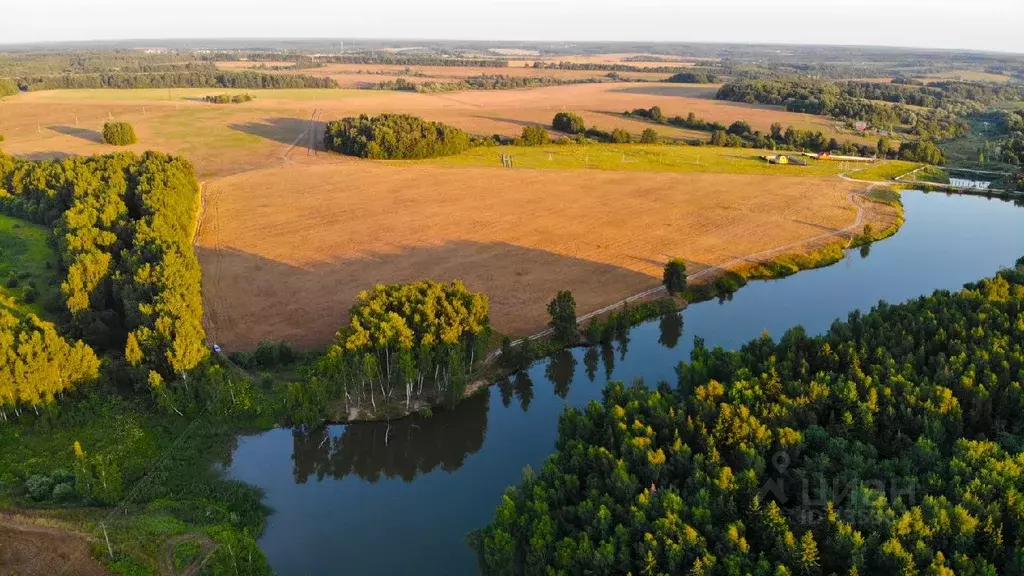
0 214 62 319
426 144 861 177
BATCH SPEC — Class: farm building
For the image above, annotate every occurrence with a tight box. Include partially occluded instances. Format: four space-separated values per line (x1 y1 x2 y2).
761 154 807 166
803 152 876 163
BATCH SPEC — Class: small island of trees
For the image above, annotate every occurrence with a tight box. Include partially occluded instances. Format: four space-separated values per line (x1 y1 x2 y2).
323 114 476 159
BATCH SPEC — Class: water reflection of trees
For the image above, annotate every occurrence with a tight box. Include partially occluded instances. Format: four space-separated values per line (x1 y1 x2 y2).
658 312 683 349
545 350 577 398
291 389 490 484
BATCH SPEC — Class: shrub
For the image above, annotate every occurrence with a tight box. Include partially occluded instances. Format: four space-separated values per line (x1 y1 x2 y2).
553 112 586 134
610 128 632 144
25 474 55 501
102 122 137 145
640 128 659 144
323 114 474 159
520 125 550 146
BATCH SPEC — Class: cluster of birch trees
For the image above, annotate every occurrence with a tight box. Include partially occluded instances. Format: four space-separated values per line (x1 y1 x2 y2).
313 281 491 413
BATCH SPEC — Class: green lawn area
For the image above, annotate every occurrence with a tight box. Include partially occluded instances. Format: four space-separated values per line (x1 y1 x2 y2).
0 214 61 319
846 160 921 182
425 144 862 178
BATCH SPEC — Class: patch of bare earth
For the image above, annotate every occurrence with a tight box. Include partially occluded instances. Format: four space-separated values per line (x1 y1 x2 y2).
0 516 107 576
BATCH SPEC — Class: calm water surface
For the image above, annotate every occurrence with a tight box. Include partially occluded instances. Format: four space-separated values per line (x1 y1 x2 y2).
228 192 1024 576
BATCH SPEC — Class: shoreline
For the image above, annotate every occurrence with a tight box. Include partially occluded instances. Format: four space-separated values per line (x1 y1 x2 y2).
329 184 905 424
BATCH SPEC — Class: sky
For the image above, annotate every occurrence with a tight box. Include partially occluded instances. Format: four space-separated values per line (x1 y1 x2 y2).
2 0 1022 54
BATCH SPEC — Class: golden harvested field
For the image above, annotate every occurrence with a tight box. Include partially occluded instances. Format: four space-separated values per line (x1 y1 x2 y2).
0 83 864 178
196 162 889 351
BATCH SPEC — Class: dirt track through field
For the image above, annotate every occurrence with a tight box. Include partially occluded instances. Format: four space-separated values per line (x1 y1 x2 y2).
196 162 894 351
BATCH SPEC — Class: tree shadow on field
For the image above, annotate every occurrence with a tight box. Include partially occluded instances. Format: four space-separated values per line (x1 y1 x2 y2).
228 116 327 148
611 85 721 99
196 239 659 352
470 115 546 130
49 125 103 143
13 151 77 161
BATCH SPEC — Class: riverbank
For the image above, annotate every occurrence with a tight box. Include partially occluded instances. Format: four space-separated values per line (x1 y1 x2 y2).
229 190 1024 576
327 187 905 423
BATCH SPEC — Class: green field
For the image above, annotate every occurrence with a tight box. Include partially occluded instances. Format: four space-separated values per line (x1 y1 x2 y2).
846 160 920 182
0 214 60 319
426 144 880 177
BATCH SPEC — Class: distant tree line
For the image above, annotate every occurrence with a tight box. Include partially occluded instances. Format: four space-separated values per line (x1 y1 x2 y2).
624 106 893 159
203 93 254 104
664 72 718 84
330 53 509 68
532 61 715 75
625 106 728 132
323 114 480 159
474 259 1024 575
716 78 969 140
373 74 606 93
0 152 208 415
16 70 337 91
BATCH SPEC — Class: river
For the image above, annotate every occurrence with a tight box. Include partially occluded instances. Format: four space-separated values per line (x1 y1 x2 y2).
227 191 1024 576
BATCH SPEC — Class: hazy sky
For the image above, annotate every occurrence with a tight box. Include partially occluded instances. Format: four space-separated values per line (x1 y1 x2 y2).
3 0 1022 54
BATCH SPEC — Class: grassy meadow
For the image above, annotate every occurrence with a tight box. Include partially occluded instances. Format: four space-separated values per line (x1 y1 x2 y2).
426 144 892 178
0 214 61 319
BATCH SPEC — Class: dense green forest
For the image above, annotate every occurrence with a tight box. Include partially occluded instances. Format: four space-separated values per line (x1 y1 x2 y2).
0 152 207 408
15 69 337 90
474 258 1024 575
323 114 478 159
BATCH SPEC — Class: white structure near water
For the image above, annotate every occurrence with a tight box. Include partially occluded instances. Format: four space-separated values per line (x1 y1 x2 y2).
949 178 992 190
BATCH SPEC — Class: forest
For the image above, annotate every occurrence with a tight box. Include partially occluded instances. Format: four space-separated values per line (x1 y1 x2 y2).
323 114 479 159
0 151 207 415
473 258 1024 575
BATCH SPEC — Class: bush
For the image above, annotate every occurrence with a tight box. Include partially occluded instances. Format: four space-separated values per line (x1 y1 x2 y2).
640 128 659 144
610 128 632 144
323 114 474 159
25 474 55 501
520 125 550 146
102 122 137 145
552 112 586 134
